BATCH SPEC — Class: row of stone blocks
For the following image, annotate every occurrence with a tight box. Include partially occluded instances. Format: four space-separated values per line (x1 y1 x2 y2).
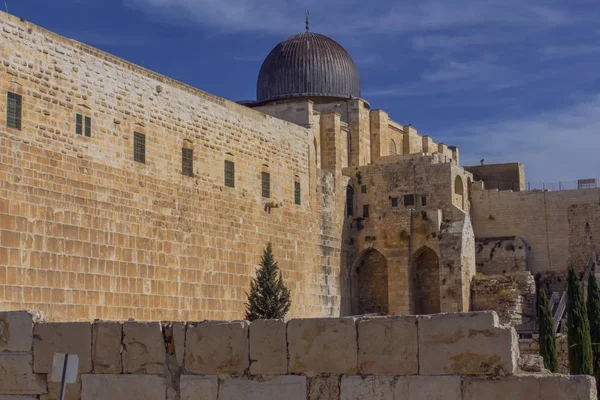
0 310 596 399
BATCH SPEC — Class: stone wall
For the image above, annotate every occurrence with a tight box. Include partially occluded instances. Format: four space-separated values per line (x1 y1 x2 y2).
0 310 595 399
0 11 345 321
519 335 570 375
475 236 528 275
471 272 536 326
471 186 600 273
465 163 525 191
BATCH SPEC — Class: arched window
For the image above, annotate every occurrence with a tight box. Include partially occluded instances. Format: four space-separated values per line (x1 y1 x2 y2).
389 139 397 156
454 175 464 209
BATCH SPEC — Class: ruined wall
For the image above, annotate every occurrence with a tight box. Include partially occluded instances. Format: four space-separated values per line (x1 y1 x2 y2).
0 11 344 321
471 187 600 273
465 163 525 191
520 335 570 375
476 236 528 275
471 272 536 326
0 310 595 399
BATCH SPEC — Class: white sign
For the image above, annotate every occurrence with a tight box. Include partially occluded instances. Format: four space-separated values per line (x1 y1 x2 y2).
49 353 79 384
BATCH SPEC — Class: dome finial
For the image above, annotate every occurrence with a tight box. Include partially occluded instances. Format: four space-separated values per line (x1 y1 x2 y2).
305 10 310 32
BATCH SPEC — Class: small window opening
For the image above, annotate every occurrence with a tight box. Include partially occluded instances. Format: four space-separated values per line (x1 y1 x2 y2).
134 133 146 164
182 148 194 177
361 185 367 194
75 113 92 137
7 92 22 130
391 198 398 207
404 194 415 207
421 196 427 206
261 172 271 198
363 205 370 218
224 160 235 188
294 181 301 205
346 186 354 217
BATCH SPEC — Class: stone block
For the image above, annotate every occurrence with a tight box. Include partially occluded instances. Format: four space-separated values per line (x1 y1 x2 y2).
357 316 418 375
0 311 42 352
464 375 597 400
92 322 122 373
180 375 218 400
172 322 186 367
288 318 357 376
122 322 166 375
308 376 340 400
340 376 395 400
219 376 306 400
395 376 461 400
249 319 287 375
185 321 249 374
41 382 81 400
0 397 39 400
33 322 92 374
418 311 518 375
0 353 46 394
81 374 166 400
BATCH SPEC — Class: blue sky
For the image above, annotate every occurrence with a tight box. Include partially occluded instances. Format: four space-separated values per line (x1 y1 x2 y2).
11 0 600 183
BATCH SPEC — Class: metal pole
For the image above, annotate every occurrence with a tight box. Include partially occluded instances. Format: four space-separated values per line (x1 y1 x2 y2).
59 354 69 400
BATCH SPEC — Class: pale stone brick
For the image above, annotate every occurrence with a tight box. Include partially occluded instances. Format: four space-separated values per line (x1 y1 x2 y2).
463 375 597 400
308 376 340 400
40 382 81 400
340 375 395 400
0 353 46 395
122 322 166 375
357 316 418 375
92 321 122 373
0 311 42 352
185 321 249 375
180 375 218 400
81 374 166 400
418 311 518 375
249 319 287 375
394 376 461 400
219 376 306 400
288 318 357 376
33 322 92 374
0 396 39 400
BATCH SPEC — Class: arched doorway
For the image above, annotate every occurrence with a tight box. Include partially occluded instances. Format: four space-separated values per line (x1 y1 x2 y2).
454 175 464 209
412 247 440 314
351 249 388 315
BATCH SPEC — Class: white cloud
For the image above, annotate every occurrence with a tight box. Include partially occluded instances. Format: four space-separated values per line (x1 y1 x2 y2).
450 94 600 182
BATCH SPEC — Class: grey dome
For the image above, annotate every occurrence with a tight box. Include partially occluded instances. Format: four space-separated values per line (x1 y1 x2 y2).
257 32 360 103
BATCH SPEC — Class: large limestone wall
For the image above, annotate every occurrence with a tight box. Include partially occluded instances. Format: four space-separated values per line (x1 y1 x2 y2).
465 163 525 191
471 187 600 273
0 310 595 399
0 11 344 321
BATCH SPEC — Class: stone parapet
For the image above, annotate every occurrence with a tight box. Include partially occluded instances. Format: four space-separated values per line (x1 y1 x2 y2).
0 310 595 399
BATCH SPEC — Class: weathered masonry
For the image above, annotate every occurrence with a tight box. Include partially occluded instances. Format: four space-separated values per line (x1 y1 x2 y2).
0 310 596 399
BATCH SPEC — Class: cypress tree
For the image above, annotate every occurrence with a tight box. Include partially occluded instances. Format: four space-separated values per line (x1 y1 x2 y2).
567 267 593 375
245 242 292 321
538 288 559 372
587 273 600 381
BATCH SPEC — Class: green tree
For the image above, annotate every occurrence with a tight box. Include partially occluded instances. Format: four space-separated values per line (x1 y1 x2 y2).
245 242 292 321
587 273 600 382
567 267 593 375
538 288 559 372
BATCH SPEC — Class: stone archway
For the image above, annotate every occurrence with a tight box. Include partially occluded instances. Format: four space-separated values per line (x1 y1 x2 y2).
351 249 388 315
454 175 464 209
412 246 440 315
